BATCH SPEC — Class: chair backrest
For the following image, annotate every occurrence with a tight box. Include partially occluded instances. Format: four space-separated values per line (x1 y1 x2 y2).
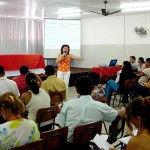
94 96 106 103
40 126 68 150
73 121 102 144
11 139 44 150
49 90 66 106
107 116 125 144
124 78 136 90
20 86 29 96
0 116 6 124
36 106 59 131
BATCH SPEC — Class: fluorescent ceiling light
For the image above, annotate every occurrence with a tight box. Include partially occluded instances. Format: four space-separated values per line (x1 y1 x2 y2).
120 2 150 9
121 1 150 12
0 2 8 5
58 12 81 18
122 6 150 12
58 8 81 14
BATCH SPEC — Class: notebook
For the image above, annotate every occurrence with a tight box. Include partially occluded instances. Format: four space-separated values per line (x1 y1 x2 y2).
109 59 118 67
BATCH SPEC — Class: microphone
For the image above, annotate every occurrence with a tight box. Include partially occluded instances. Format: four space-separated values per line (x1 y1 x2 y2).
63 52 67 58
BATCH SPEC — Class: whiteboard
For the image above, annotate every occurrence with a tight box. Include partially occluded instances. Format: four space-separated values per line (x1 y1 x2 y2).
44 19 81 58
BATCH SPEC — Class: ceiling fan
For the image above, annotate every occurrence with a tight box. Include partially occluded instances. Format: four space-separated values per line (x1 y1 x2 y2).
90 0 122 16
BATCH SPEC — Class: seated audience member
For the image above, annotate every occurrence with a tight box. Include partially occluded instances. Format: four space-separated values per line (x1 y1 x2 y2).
0 92 40 149
136 58 150 97
110 97 150 150
143 80 150 88
12 65 29 96
138 57 145 72
126 97 150 150
106 61 135 105
87 72 105 99
0 66 20 97
129 56 138 72
136 79 150 97
41 65 67 99
137 58 150 84
58 76 125 142
21 73 50 122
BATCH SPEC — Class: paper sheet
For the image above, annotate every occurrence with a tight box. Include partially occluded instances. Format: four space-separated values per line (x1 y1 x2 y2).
118 129 138 145
91 134 114 150
118 136 131 145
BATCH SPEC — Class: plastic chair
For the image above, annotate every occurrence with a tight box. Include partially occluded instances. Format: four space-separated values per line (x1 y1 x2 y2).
40 126 68 150
94 96 108 134
0 116 6 124
65 121 102 150
49 90 66 106
95 96 107 103
113 78 136 106
36 106 59 132
10 139 44 150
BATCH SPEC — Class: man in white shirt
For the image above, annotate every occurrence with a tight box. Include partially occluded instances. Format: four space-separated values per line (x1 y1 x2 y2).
0 66 20 97
129 56 138 72
58 76 125 142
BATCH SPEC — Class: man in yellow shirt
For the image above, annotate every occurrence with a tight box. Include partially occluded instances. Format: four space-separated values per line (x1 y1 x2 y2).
41 65 67 99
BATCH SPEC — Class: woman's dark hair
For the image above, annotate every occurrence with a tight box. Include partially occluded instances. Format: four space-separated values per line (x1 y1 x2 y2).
122 61 133 73
138 57 145 63
25 73 39 94
75 76 93 95
130 56 136 60
0 66 4 74
0 92 25 115
126 97 150 132
20 65 29 75
146 58 150 63
45 65 55 76
60 44 70 54
87 72 100 86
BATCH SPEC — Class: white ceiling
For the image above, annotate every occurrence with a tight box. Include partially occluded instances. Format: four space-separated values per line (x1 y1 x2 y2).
0 0 150 19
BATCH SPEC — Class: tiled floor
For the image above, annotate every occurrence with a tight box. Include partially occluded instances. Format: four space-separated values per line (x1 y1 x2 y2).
68 86 124 108
68 86 78 100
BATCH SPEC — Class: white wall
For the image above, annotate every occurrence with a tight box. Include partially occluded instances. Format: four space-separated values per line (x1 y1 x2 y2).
82 16 124 45
71 13 150 68
124 13 150 60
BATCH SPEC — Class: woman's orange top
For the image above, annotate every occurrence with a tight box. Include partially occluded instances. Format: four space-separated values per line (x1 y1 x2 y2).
126 129 150 150
58 54 71 72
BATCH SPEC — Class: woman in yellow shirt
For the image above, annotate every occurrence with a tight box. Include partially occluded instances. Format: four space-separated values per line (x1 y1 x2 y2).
56 44 84 90
125 97 150 150
109 97 150 150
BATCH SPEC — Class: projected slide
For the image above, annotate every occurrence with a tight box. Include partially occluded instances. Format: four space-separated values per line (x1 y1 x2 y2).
44 19 81 58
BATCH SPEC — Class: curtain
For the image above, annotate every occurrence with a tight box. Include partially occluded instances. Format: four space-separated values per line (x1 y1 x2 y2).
0 18 43 54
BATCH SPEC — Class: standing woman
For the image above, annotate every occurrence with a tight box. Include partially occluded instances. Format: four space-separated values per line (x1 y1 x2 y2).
56 44 84 90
